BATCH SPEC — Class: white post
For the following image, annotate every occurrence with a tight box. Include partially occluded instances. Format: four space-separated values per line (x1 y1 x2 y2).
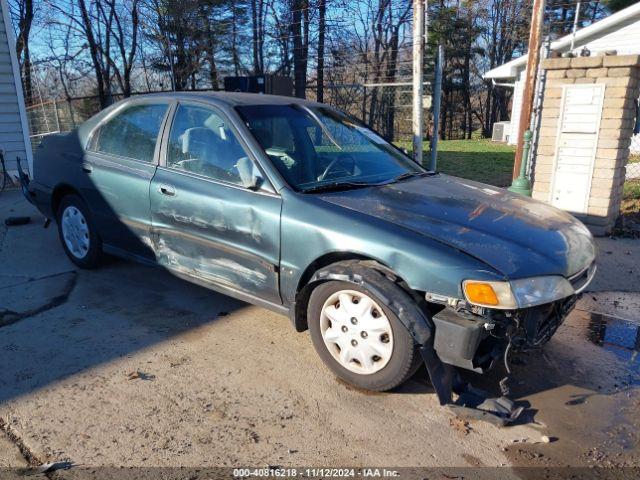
412 0 425 164
570 2 581 52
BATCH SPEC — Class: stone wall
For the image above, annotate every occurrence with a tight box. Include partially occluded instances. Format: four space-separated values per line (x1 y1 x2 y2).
532 54 640 235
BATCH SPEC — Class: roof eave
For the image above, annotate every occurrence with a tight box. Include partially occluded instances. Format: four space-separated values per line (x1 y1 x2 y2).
483 1 640 80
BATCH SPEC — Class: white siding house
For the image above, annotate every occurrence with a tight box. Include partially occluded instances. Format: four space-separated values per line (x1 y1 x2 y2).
0 0 32 177
484 2 640 148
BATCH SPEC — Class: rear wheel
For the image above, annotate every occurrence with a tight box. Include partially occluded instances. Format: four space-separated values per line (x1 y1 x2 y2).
57 194 102 268
308 277 421 391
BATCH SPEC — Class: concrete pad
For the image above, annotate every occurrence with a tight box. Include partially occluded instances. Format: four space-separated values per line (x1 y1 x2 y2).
0 190 75 288
0 430 28 468
0 272 76 327
577 291 640 321
590 237 640 292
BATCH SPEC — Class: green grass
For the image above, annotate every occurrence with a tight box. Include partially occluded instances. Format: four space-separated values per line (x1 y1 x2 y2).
435 139 516 187
397 138 516 187
624 179 640 200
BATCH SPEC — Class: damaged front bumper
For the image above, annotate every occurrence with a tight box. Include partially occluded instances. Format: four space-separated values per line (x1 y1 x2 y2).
432 294 578 373
423 294 579 425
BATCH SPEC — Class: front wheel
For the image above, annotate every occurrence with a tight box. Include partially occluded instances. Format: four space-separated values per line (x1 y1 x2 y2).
57 194 102 269
308 278 421 391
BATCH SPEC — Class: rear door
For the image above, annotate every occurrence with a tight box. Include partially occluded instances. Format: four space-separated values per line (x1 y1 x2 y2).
150 101 282 305
82 100 170 260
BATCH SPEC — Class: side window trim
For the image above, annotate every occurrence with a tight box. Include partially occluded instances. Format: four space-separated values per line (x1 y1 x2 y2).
86 100 171 165
156 100 177 167
160 100 276 194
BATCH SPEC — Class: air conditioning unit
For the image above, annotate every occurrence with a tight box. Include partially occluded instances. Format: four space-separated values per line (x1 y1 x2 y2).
491 121 511 143
223 75 293 96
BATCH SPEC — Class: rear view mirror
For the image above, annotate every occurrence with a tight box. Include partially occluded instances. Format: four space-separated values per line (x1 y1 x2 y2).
237 157 264 190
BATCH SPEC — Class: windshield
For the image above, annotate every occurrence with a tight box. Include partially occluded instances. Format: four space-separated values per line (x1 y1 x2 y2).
235 104 426 192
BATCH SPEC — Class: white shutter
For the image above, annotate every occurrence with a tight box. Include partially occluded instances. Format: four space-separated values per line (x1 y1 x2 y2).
549 84 605 214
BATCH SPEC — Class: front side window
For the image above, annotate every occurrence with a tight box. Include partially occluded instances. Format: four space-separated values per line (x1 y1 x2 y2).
90 103 167 163
166 104 252 186
236 104 425 192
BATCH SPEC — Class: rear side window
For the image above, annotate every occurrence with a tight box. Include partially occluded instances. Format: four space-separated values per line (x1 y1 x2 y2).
89 103 167 162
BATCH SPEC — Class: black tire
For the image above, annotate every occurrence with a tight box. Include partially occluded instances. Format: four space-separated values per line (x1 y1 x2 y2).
56 194 102 269
308 275 422 392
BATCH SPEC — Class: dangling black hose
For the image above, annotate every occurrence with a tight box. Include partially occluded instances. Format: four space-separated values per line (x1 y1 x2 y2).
499 318 519 397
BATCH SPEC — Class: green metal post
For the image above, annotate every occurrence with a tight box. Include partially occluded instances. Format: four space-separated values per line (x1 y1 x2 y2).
508 130 533 196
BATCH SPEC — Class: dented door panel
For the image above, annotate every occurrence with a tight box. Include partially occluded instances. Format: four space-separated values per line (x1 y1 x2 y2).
150 168 282 304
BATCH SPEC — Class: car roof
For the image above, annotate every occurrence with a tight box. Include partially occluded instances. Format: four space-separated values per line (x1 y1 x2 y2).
125 91 322 108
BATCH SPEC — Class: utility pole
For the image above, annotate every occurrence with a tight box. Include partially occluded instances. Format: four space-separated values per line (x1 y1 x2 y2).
512 0 546 181
412 0 425 164
429 44 444 171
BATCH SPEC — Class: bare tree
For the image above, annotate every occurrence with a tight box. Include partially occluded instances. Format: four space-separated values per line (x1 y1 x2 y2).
292 0 310 98
316 0 326 102
478 0 529 137
230 1 245 76
101 0 140 97
198 1 219 89
10 0 35 104
251 0 266 74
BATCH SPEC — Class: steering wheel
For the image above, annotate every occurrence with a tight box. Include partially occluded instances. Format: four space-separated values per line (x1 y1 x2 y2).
317 154 356 181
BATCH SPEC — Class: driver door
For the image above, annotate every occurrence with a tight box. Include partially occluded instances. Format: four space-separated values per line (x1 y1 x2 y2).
149 102 282 305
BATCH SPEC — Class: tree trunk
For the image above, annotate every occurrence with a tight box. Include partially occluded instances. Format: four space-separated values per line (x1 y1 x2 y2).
78 0 108 108
383 24 400 140
292 0 307 98
15 0 34 105
251 0 265 74
231 2 241 76
199 3 218 90
124 0 139 97
316 0 326 103
367 0 386 129
251 0 260 74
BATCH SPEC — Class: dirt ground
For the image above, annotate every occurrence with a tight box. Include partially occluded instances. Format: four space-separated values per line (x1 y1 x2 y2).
1 189 639 476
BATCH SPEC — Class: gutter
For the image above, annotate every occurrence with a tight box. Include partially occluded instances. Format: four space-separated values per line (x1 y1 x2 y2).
550 1 640 52
492 79 515 88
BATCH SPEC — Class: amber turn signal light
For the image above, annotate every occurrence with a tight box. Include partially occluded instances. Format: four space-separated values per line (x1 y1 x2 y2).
463 282 499 306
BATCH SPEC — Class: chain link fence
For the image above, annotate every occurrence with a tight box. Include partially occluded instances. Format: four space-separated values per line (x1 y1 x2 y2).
26 84 432 149
25 96 105 149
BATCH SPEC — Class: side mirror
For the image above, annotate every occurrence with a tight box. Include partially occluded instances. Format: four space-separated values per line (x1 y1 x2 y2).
237 157 264 190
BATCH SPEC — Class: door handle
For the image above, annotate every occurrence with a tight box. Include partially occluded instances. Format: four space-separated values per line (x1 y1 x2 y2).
158 185 176 196
81 164 93 174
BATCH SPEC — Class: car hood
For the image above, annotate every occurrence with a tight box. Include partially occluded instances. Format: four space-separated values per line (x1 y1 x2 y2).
317 174 595 279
